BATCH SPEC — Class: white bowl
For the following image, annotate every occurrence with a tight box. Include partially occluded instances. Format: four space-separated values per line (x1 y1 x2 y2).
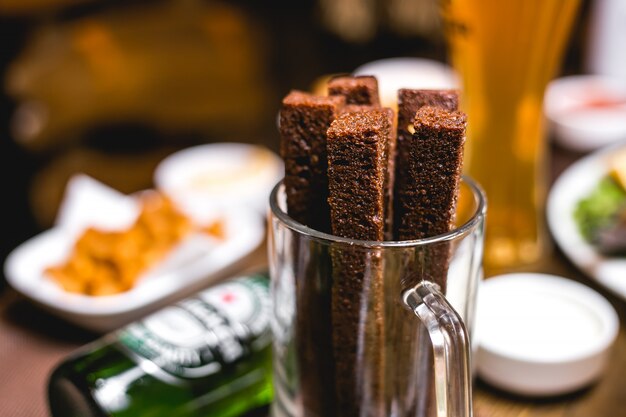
154 143 283 220
476 273 619 396
544 75 626 152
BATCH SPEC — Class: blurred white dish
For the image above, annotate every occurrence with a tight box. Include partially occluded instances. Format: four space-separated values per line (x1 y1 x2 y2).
544 75 626 152
477 273 619 396
154 143 283 221
353 57 458 108
547 141 626 299
4 207 264 333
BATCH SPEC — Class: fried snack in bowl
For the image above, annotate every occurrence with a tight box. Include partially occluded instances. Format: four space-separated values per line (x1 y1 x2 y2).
45 191 223 296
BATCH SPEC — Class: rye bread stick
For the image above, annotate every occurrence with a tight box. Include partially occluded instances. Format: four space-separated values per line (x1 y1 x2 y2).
328 75 381 106
394 89 459 239
279 90 344 417
392 103 466 417
327 109 392 417
279 90 345 232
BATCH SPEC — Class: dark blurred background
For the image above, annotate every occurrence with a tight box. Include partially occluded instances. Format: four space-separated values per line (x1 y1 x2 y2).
0 0 591 288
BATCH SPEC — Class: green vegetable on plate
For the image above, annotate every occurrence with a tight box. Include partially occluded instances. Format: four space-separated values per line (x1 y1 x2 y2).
574 176 626 255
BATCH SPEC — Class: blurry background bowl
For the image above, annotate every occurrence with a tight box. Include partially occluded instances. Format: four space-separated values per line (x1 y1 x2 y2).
545 75 626 152
154 143 283 222
476 273 619 397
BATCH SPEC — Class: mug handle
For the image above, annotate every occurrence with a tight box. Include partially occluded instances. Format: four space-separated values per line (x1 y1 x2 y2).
403 281 473 417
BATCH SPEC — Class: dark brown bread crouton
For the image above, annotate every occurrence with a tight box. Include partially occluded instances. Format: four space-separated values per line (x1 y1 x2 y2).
397 106 466 242
328 75 381 106
394 89 459 239
332 106 397 239
337 103 397 239
395 104 467 292
391 105 466 417
279 91 344 417
327 110 391 240
279 90 345 232
327 109 392 417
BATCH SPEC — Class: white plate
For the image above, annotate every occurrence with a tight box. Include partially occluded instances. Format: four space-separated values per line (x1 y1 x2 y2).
547 141 626 299
4 208 265 332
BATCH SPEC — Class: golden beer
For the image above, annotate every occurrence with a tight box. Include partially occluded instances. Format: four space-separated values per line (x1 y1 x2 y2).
441 0 581 272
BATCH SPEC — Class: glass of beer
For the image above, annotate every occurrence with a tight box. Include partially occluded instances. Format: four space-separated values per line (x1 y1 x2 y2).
440 0 581 273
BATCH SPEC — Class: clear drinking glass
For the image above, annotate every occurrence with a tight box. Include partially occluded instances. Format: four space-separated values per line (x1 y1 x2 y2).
268 177 486 417
440 0 581 272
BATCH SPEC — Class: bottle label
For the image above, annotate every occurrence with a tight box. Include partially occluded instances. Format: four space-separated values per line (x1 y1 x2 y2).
118 274 271 379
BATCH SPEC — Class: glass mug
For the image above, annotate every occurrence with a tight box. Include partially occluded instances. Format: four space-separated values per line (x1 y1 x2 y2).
268 177 486 417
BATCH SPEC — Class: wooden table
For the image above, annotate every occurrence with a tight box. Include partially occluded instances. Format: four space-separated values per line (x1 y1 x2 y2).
0 145 625 417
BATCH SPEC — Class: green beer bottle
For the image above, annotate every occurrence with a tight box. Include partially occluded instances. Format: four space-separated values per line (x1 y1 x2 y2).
48 272 273 417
